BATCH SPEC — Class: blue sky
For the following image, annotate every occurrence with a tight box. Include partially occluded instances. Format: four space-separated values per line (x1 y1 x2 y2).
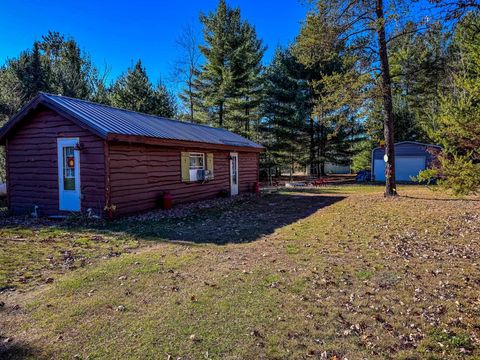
0 0 308 87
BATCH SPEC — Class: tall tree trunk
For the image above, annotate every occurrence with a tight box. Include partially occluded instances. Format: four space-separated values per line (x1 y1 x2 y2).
188 81 194 122
319 123 326 176
245 103 250 132
309 117 315 177
219 101 224 127
376 0 397 196
290 155 294 182
244 95 250 132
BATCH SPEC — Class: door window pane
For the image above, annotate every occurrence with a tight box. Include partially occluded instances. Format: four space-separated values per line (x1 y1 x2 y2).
63 146 75 190
232 156 237 185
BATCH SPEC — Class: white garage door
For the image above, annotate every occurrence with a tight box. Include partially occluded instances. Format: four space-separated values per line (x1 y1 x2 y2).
374 156 426 182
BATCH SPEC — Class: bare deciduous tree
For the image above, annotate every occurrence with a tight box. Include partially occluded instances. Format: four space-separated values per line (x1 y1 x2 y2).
173 24 202 122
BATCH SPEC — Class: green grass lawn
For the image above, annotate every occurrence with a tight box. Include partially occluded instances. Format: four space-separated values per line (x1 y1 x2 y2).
1 185 479 359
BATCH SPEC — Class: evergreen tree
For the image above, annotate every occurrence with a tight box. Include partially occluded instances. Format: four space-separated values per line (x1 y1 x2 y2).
23 42 47 99
111 60 178 117
418 12 480 195
229 22 265 136
365 22 450 143
351 140 373 172
39 31 94 98
292 7 367 176
304 0 418 194
0 32 104 181
196 0 235 126
196 0 265 130
152 81 178 118
111 60 155 113
0 41 49 121
260 48 310 179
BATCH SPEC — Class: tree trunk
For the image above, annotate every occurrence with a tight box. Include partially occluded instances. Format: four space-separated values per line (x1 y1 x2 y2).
376 0 397 197
309 117 315 177
219 101 224 127
188 81 194 122
319 123 326 176
245 96 250 132
290 153 294 182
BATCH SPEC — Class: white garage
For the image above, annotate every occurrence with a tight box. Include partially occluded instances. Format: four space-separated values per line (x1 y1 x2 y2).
371 141 441 182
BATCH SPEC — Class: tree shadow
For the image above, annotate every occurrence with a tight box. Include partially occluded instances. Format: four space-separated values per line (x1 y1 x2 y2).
103 193 346 244
0 341 37 360
400 194 480 202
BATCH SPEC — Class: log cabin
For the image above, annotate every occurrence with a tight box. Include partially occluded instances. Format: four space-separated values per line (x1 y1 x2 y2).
0 93 263 218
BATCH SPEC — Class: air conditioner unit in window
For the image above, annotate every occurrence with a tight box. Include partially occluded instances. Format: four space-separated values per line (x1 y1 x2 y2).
196 169 213 181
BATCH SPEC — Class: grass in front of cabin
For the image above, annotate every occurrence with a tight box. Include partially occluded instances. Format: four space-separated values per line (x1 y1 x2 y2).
1 185 479 359
0 226 139 291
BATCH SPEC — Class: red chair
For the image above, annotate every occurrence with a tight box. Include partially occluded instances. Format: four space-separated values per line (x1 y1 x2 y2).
312 177 328 187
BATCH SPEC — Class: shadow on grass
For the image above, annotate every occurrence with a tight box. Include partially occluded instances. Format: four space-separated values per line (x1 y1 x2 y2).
277 186 382 195
0 341 37 360
100 192 346 244
400 194 480 202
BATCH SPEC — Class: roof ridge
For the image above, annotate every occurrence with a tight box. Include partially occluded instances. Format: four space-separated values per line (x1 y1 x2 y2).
40 92 230 133
1 93 263 149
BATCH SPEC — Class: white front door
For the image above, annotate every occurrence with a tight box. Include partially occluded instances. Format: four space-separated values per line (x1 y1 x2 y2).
230 152 239 196
57 138 81 211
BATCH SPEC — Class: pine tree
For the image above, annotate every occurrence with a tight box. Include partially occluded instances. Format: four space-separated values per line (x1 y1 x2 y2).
197 0 265 130
39 31 93 98
260 48 310 179
197 0 233 127
229 22 265 136
111 60 178 117
152 81 178 118
418 13 480 195
111 60 155 113
292 7 367 176
25 42 47 99
302 0 411 194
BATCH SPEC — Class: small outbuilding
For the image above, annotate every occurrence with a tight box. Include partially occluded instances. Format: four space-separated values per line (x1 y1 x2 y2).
372 141 441 182
0 93 263 217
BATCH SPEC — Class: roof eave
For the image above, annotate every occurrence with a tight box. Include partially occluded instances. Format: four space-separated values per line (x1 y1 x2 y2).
0 94 43 145
106 133 265 152
372 141 442 152
0 93 108 144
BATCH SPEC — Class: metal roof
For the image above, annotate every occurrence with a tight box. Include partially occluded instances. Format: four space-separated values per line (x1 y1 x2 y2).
0 93 263 149
372 141 441 152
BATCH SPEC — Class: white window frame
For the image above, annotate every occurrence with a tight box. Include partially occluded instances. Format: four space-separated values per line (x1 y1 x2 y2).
189 152 205 181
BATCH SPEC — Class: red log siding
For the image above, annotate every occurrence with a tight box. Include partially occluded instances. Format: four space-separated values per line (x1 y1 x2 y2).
108 142 259 216
7 107 105 216
239 152 259 193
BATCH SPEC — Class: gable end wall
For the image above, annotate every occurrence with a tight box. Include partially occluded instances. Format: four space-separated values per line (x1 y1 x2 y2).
6 107 105 216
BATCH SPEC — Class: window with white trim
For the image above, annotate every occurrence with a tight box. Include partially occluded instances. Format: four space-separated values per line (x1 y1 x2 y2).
189 153 205 181
189 153 204 169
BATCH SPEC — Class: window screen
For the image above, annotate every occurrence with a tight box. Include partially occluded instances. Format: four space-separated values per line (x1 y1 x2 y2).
189 153 204 170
